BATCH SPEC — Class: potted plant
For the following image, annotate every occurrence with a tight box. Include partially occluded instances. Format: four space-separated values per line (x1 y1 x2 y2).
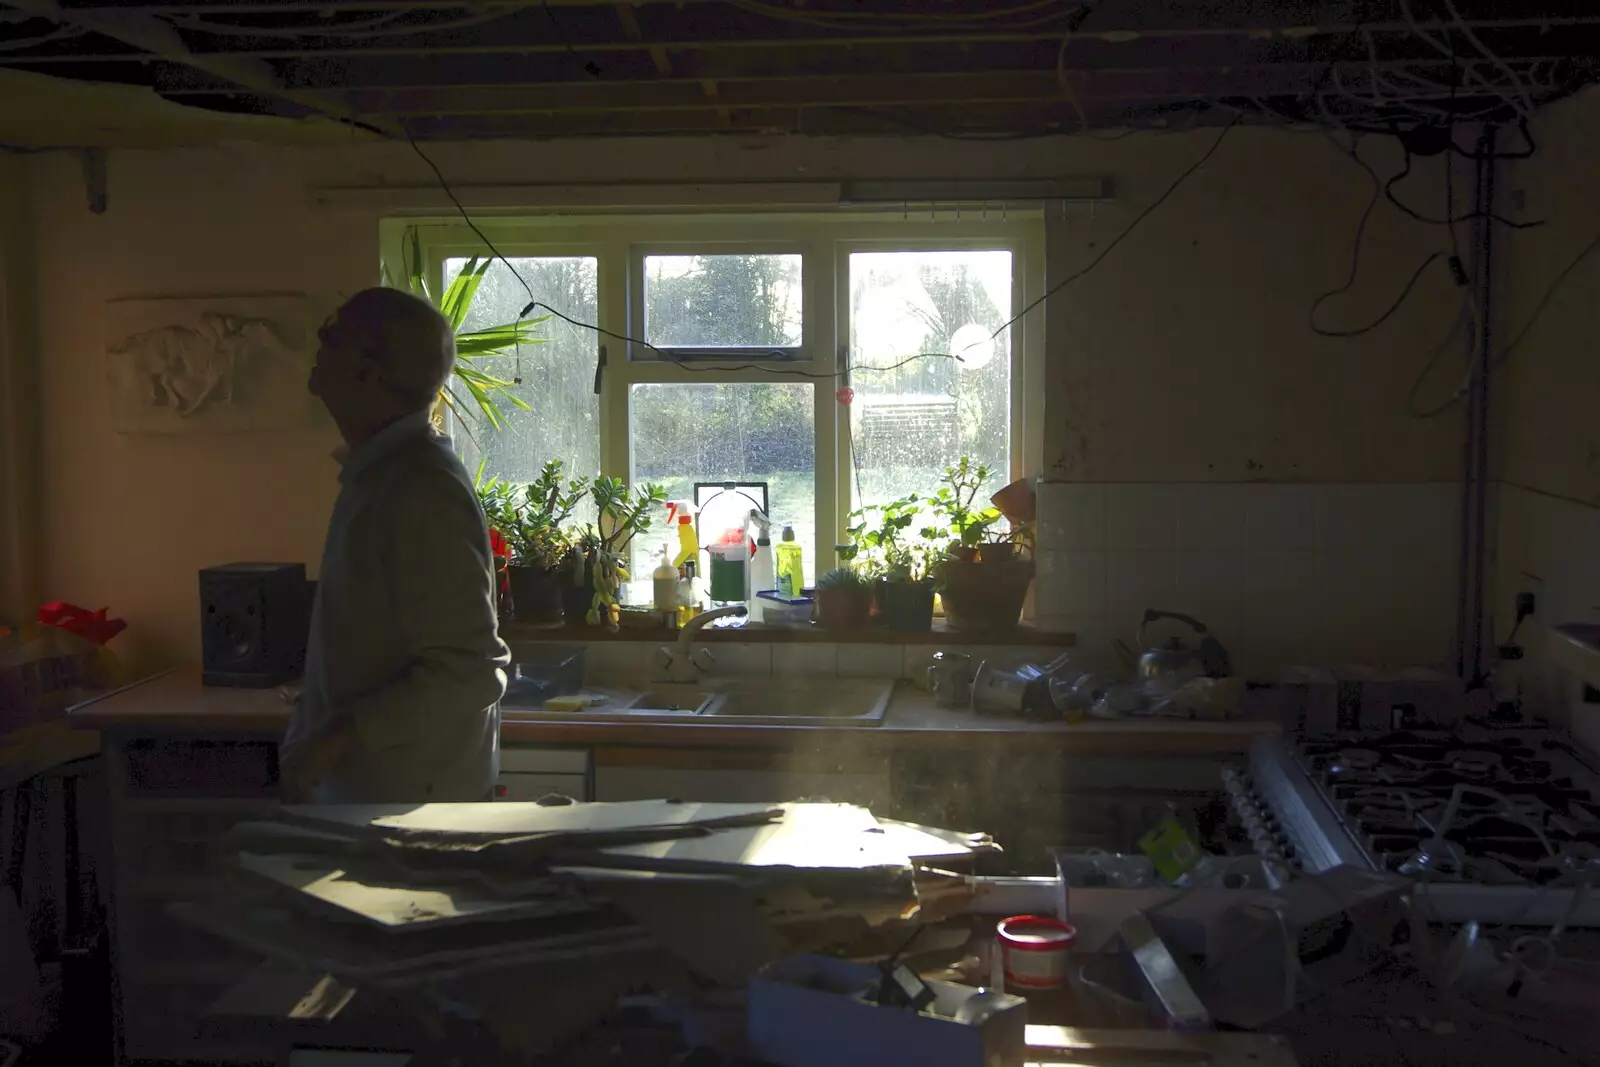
474 470 517 620
845 494 945 633
931 457 1002 563
388 242 549 435
932 458 1035 630
483 460 590 627
814 566 874 630
573 475 667 629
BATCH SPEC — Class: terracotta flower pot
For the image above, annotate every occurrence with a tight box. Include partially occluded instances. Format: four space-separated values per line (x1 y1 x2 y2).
816 586 873 630
940 558 1034 631
979 542 1019 564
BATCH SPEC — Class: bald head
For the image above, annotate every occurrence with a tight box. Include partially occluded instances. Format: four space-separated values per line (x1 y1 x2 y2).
310 287 458 446
329 287 455 410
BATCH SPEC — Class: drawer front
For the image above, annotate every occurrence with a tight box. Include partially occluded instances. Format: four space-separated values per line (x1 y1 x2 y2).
500 746 590 775
495 772 590 801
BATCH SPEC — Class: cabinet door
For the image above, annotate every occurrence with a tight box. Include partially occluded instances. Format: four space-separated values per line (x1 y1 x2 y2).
594 765 887 807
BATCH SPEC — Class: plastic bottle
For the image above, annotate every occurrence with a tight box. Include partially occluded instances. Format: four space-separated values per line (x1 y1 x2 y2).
775 525 804 599
749 527 774 622
666 501 699 568
652 545 677 612
676 560 700 627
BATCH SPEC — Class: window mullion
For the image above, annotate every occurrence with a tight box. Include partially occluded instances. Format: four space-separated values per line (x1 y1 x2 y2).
599 236 631 484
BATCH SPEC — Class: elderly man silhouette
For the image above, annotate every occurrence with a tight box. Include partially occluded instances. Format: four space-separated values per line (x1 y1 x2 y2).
280 288 510 803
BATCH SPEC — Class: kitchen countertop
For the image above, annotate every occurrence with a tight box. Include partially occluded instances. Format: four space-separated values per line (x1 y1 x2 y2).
67 666 1279 756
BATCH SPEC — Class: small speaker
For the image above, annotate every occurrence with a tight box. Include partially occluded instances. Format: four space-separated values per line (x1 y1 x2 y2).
199 562 312 688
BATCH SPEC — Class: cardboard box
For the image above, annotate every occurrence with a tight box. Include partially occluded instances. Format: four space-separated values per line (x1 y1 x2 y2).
747 954 1028 1067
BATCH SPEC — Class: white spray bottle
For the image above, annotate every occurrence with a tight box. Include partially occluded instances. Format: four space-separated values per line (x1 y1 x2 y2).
747 508 774 622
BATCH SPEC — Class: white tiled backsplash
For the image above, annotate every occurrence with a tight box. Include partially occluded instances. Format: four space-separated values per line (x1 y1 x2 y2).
1494 481 1600 749
1035 481 1460 676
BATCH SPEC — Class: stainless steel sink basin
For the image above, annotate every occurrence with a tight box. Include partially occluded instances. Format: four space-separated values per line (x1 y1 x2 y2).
500 678 894 726
629 686 716 714
703 679 894 727
501 684 711 721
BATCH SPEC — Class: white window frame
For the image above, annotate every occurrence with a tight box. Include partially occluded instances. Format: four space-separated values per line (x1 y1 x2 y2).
399 212 1045 569
629 241 810 363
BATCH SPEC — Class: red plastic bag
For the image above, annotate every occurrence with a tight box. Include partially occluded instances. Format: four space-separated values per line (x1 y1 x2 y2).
36 601 127 646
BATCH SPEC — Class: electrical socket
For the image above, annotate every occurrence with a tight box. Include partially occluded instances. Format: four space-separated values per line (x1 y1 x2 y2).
1515 591 1536 618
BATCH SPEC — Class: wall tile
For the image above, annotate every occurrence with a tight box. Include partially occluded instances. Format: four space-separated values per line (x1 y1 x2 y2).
1038 482 1107 551
583 641 647 682
1316 483 1456 552
1175 484 1251 550
713 643 773 677
1037 549 1107 617
1105 484 1176 551
1105 550 1177 628
1174 551 1245 639
902 645 941 689
1245 485 1319 549
1051 614 1114 671
772 643 838 676
837 643 904 679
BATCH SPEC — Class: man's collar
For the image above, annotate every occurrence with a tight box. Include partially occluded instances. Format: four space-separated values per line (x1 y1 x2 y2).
337 411 434 483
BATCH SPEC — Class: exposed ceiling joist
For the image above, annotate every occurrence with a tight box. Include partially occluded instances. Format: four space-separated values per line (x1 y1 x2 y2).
259 65 1534 117
0 1 1594 142
4 0 398 134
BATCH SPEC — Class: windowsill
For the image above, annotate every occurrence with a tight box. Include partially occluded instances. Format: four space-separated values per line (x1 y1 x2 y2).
502 619 1075 646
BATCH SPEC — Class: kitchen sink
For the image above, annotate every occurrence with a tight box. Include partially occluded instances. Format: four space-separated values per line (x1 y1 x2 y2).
702 679 894 727
501 684 710 721
499 678 894 726
629 686 717 714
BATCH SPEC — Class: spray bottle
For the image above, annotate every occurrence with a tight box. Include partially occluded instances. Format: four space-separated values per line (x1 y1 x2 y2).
666 500 699 569
747 509 774 622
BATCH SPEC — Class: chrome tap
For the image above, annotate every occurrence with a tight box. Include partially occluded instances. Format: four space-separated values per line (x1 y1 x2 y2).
656 604 748 684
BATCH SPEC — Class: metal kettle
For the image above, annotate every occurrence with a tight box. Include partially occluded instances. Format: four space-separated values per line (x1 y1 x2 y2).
1135 609 1232 684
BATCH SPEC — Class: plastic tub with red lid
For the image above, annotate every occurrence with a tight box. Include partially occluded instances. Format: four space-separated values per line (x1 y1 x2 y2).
996 914 1077 990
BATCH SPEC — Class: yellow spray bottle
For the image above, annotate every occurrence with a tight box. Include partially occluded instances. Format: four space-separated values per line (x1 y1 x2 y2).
666 500 699 569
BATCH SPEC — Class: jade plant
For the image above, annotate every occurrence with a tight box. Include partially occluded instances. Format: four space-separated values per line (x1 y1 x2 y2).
577 476 668 626
931 457 1003 558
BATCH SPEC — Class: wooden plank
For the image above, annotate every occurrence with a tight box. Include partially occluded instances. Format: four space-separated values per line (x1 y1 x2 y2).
282 799 783 841
204 963 357 1023
576 803 910 873
1024 1026 1299 1067
169 900 655 986
236 851 593 930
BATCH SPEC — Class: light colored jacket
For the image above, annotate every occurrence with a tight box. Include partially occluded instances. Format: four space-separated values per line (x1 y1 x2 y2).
283 412 510 803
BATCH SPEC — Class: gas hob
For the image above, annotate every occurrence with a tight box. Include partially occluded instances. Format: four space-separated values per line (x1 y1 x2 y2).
1224 724 1600 926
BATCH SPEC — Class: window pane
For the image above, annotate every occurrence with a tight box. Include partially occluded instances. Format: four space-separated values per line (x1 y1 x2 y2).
643 254 803 350
448 256 601 521
630 383 816 588
848 250 1012 512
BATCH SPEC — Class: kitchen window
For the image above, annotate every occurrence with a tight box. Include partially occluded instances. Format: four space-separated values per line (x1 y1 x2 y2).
398 214 1043 581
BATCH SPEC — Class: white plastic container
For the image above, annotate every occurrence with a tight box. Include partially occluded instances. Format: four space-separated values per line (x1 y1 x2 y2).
995 914 1076 990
